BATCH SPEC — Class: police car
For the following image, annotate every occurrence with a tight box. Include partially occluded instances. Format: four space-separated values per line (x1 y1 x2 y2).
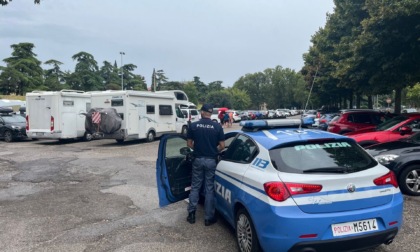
156 119 403 252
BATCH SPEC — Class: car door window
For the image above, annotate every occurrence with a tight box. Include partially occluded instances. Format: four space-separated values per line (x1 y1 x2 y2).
223 135 258 163
164 137 191 196
353 113 371 124
405 119 420 131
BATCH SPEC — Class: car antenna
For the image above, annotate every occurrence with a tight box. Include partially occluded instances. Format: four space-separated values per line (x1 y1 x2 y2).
299 65 319 131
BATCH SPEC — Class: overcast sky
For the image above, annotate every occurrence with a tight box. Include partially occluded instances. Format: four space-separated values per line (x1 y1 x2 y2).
1 0 335 87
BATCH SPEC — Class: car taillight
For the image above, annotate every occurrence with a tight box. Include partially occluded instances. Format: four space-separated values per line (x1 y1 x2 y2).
26 115 29 130
374 171 398 188
320 119 327 123
50 116 54 131
264 182 322 202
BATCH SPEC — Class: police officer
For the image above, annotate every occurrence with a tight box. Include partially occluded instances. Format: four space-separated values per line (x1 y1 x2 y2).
186 103 225 226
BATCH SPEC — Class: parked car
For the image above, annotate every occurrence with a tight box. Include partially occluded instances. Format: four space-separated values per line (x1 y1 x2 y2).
181 108 201 123
402 108 418 113
274 109 287 118
327 109 385 135
366 132 420 196
317 113 339 131
156 119 403 252
0 107 27 142
210 108 221 123
346 113 420 147
226 110 241 122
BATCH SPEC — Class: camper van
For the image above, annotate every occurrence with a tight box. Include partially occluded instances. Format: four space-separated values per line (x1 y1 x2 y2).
155 90 196 109
88 90 188 143
26 90 92 141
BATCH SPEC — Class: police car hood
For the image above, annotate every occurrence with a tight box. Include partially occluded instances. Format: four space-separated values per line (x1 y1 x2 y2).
277 166 396 214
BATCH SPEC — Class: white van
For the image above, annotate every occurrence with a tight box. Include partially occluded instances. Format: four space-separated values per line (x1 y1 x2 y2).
26 90 92 141
181 108 201 123
88 90 188 143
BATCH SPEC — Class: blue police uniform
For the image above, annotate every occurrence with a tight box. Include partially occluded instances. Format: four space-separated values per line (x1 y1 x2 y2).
187 109 224 224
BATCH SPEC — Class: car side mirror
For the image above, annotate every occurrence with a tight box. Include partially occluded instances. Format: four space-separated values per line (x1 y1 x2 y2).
400 126 412 135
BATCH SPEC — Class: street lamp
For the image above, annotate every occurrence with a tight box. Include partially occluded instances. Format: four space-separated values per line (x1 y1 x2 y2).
120 52 125 90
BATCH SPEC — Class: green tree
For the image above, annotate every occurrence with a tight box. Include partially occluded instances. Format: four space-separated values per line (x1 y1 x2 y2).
352 0 420 113
68 52 103 91
0 42 43 95
100 61 120 90
205 90 231 108
44 59 67 91
233 72 266 109
406 83 420 108
223 88 251 110
159 81 184 90
208 81 224 93
193 76 207 104
183 81 199 106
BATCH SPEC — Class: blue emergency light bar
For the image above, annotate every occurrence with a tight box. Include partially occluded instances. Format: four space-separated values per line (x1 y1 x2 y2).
240 119 304 128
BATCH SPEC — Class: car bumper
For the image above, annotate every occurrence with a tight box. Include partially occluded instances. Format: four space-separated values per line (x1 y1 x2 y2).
288 227 398 252
248 195 403 252
12 129 27 139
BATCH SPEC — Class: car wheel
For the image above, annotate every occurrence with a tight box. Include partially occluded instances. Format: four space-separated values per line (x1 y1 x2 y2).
236 208 261 252
146 131 155 142
181 126 188 136
398 165 420 196
4 130 13 142
84 132 93 141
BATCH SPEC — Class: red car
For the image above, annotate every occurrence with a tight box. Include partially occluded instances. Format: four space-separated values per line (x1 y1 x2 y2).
327 109 384 134
345 113 420 147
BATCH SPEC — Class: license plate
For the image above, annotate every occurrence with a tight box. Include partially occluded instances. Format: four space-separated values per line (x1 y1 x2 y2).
332 219 378 237
36 133 44 136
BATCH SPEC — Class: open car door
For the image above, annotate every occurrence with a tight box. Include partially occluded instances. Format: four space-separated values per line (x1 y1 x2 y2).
156 134 192 207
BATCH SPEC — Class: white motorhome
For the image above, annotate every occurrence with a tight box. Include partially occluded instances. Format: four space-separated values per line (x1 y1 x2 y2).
155 90 197 109
88 90 188 143
26 90 92 141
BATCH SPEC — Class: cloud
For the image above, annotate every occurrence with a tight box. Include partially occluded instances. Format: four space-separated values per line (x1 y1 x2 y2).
0 0 334 86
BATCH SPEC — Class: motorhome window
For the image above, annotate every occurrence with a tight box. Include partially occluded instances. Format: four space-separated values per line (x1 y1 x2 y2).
111 99 124 106
159 105 173 115
63 101 74 106
147 105 155 114
175 92 187 101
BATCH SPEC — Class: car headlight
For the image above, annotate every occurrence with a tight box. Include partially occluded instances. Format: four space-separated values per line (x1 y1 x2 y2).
11 125 21 130
375 154 399 165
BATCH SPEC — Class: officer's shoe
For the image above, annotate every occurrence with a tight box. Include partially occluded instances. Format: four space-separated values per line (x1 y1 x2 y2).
187 212 195 224
204 218 217 226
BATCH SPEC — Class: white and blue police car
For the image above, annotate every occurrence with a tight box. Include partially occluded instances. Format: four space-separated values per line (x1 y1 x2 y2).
156 119 403 252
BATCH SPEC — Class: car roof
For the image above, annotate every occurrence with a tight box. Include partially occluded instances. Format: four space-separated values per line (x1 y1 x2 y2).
237 119 350 150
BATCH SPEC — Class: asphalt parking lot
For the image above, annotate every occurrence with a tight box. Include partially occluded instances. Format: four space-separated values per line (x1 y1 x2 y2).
0 122 419 252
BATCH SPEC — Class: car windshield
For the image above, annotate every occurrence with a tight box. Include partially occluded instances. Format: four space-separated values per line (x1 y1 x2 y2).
269 140 377 174
376 115 409 131
2 115 26 123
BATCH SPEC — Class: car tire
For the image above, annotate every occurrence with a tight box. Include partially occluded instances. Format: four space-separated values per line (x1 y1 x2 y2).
398 164 420 196
236 208 261 252
4 130 13 142
84 132 93 141
116 139 125 144
146 131 155 142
